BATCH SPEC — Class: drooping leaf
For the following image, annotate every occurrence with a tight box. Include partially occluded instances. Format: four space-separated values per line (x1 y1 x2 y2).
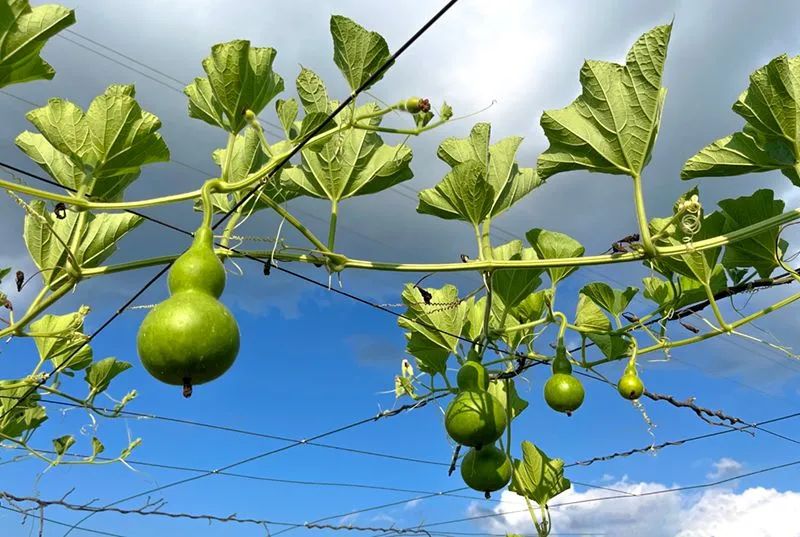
23 201 142 289
52 434 76 462
574 294 611 333
330 15 391 92
30 308 93 371
0 267 9 283
537 24 672 180
512 289 552 324
84 357 131 398
16 85 169 201
642 267 727 310
0 1 75 88
580 282 638 317
398 284 468 354
681 54 800 186
490 241 543 310
509 441 571 507
718 189 786 278
0 380 46 439
488 379 528 421
185 39 284 133
418 123 542 222
284 104 413 201
587 333 631 360
85 437 105 462
275 98 299 139
405 331 449 376
526 228 585 285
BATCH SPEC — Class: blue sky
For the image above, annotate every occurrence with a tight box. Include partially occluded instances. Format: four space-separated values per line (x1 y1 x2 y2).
2 1 800 536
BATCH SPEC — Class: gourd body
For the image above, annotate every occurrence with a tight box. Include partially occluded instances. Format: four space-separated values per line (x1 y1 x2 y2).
137 227 240 388
445 390 507 448
461 445 512 493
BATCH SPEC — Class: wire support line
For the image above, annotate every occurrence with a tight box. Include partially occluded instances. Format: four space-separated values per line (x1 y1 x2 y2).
0 491 435 536
0 504 128 537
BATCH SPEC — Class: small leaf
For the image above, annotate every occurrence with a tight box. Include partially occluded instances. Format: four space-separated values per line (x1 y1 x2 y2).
185 40 284 133
52 434 76 459
0 1 76 88
0 267 9 283
574 294 611 333
296 67 331 114
85 357 131 397
509 441 571 507
681 54 800 186
330 15 391 92
718 189 785 278
30 309 93 371
488 379 528 421
580 282 638 317
275 98 299 138
526 228 585 285
538 24 672 180
657 211 725 284
418 123 542 222
119 437 142 460
0 381 47 439
490 241 543 309
85 437 105 462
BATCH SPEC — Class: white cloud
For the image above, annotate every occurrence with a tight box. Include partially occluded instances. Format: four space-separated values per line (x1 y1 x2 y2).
472 478 800 537
706 457 744 480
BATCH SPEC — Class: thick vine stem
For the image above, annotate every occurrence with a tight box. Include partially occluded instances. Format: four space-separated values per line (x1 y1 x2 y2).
632 173 656 257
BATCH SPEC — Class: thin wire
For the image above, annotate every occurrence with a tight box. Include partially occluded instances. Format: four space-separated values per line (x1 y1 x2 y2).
0 504 129 537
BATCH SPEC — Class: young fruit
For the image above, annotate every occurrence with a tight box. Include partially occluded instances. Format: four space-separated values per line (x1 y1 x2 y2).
544 373 584 415
445 390 507 448
137 226 240 396
617 372 644 400
401 96 430 114
456 360 489 391
461 444 512 496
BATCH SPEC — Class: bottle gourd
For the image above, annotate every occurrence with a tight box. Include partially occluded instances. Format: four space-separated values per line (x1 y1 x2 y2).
137 226 240 396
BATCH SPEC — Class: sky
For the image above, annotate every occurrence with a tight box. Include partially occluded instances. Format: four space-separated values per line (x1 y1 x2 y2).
2 0 800 536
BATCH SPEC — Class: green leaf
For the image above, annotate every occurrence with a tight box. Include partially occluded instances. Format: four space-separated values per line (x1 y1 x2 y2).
23 201 142 289
580 282 638 317
405 331 449 376
0 1 75 88
0 267 9 283
275 98 299 139
284 104 413 201
643 267 727 310
296 67 332 114
587 333 631 360
85 437 105 462
0 380 46 439
538 24 672 180
718 189 785 278
509 441 571 507
488 379 528 421
84 357 131 397
330 15 391 92
17 85 169 201
656 211 725 284
526 228 585 285
681 54 800 186
30 308 93 371
490 241 543 309
185 39 284 133
398 284 468 354
52 434 76 462
574 294 611 333
511 289 552 323
418 123 542 222
200 128 301 214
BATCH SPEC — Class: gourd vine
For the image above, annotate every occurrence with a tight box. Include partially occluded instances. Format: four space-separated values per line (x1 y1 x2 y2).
1 2 800 535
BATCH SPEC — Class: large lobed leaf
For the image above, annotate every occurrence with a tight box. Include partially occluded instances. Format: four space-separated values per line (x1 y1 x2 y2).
538 24 672 180
398 283 468 356
185 39 284 134
283 103 413 201
330 15 391 92
0 0 75 88
682 54 800 186
509 441 571 507
16 84 169 201
418 123 542 224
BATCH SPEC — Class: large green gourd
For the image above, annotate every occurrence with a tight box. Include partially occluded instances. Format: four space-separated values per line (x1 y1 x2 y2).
137 226 240 396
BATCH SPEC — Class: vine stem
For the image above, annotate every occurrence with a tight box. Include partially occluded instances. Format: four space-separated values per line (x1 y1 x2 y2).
328 199 339 251
632 173 655 256
703 280 732 332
